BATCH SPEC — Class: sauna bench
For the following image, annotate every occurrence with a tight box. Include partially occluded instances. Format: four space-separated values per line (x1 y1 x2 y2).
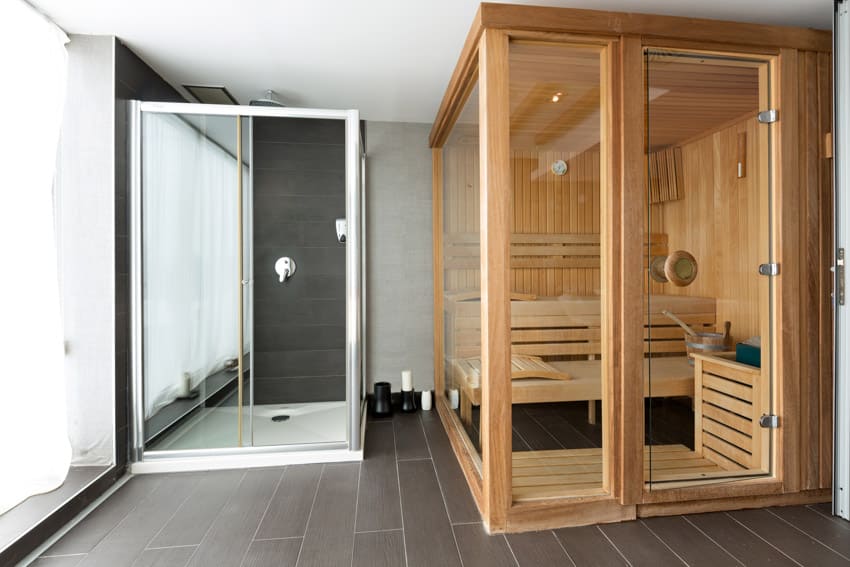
446 294 716 425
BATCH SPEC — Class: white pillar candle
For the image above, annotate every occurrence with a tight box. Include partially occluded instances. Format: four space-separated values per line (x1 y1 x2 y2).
401 369 413 392
449 388 459 409
421 390 432 411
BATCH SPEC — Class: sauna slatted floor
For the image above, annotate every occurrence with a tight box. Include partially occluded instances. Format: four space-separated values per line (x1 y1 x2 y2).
513 444 732 500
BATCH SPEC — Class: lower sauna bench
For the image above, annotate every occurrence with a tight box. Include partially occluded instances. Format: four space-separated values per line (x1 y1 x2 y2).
513 445 745 501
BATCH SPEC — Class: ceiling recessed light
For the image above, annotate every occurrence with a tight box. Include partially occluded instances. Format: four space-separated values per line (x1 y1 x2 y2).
551 92 563 103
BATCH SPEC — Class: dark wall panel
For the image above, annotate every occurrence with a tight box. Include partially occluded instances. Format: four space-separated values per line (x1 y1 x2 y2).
252 117 346 404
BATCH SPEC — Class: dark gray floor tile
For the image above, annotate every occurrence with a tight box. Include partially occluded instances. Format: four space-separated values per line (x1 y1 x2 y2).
419 412 480 524
356 422 402 532
524 409 597 450
79 474 199 566
812 502 836 517
599 521 686 566
453 523 517 567
729 508 850 566
685 512 800 566
554 526 628 567
398 459 461 567
148 470 244 548
46 476 161 555
394 413 429 460
512 428 531 451
352 531 405 567
188 468 283 567
241 538 301 567
770 506 850 558
641 516 741 567
256 465 322 539
30 555 86 566
505 531 574 566
132 546 196 567
297 462 360 567
512 408 563 451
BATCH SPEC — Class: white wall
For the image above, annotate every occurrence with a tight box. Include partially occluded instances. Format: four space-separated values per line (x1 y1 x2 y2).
55 34 115 465
365 121 434 392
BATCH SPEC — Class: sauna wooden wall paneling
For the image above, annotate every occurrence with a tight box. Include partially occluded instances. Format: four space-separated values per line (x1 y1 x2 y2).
445 146 602 297
649 117 762 341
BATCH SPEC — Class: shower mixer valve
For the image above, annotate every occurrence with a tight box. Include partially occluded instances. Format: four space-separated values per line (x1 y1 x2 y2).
336 218 347 244
275 256 296 282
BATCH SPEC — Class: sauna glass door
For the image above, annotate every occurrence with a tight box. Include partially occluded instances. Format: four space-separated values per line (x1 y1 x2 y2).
644 51 774 486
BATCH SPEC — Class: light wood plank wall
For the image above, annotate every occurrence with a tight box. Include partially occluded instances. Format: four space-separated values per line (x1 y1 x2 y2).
443 143 481 293
444 145 601 297
648 116 762 341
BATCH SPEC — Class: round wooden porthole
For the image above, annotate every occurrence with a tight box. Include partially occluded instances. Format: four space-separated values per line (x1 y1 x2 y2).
664 250 698 286
649 256 668 283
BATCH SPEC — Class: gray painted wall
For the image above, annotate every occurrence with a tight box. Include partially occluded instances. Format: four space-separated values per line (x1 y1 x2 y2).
365 121 434 393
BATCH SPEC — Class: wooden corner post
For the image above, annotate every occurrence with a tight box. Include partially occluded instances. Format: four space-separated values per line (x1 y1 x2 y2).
619 36 645 505
479 28 512 532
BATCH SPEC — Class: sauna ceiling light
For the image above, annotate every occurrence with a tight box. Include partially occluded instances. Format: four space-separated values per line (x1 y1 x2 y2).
551 92 563 102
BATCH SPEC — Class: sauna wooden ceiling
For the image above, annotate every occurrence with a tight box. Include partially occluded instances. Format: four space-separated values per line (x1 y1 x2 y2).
506 44 760 153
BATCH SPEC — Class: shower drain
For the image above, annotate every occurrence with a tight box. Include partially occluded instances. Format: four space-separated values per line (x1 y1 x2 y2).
271 414 291 422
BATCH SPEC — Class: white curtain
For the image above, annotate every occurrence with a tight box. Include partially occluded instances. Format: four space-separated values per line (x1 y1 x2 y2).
143 114 244 418
0 1 71 515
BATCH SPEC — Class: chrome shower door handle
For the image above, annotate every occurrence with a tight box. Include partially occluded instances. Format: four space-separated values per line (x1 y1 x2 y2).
275 256 297 282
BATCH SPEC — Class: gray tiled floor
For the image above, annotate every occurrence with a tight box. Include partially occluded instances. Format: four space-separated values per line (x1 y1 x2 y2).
33 411 850 567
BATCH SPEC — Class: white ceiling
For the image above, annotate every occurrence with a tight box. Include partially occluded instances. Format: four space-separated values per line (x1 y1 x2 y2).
33 0 832 124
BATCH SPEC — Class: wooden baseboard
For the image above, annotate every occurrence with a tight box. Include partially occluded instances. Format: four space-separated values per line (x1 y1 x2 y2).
506 497 636 533
637 488 831 517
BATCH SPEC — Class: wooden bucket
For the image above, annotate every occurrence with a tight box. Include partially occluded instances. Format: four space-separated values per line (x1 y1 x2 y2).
685 321 731 364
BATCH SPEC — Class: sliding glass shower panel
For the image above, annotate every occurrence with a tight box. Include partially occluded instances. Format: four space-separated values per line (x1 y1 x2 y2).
249 116 347 446
142 112 248 451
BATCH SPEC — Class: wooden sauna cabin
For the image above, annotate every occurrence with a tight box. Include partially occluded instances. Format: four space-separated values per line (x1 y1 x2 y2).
430 3 834 533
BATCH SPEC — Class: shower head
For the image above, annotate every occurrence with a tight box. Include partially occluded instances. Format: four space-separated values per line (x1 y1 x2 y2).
249 89 286 107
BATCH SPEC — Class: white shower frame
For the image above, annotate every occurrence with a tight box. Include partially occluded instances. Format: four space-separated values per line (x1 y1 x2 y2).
128 101 365 474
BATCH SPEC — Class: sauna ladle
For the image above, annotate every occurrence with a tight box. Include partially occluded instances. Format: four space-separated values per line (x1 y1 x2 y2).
661 309 697 337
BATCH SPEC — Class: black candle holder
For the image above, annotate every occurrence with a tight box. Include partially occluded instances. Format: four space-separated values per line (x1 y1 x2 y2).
401 389 417 413
373 382 393 417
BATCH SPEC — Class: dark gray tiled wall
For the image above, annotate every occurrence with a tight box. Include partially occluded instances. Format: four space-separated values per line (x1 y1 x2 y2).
252 117 347 403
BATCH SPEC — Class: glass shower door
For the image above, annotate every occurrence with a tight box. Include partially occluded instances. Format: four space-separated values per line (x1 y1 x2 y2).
141 111 249 451
248 116 348 447
644 50 774 486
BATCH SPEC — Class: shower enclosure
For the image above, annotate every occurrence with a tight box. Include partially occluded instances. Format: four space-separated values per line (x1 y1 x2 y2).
128 101 364 472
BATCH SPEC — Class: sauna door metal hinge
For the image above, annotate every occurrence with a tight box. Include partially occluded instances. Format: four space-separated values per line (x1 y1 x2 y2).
759 414 780 429
837 248 846 306
758 109 778 124
759 263 779 276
